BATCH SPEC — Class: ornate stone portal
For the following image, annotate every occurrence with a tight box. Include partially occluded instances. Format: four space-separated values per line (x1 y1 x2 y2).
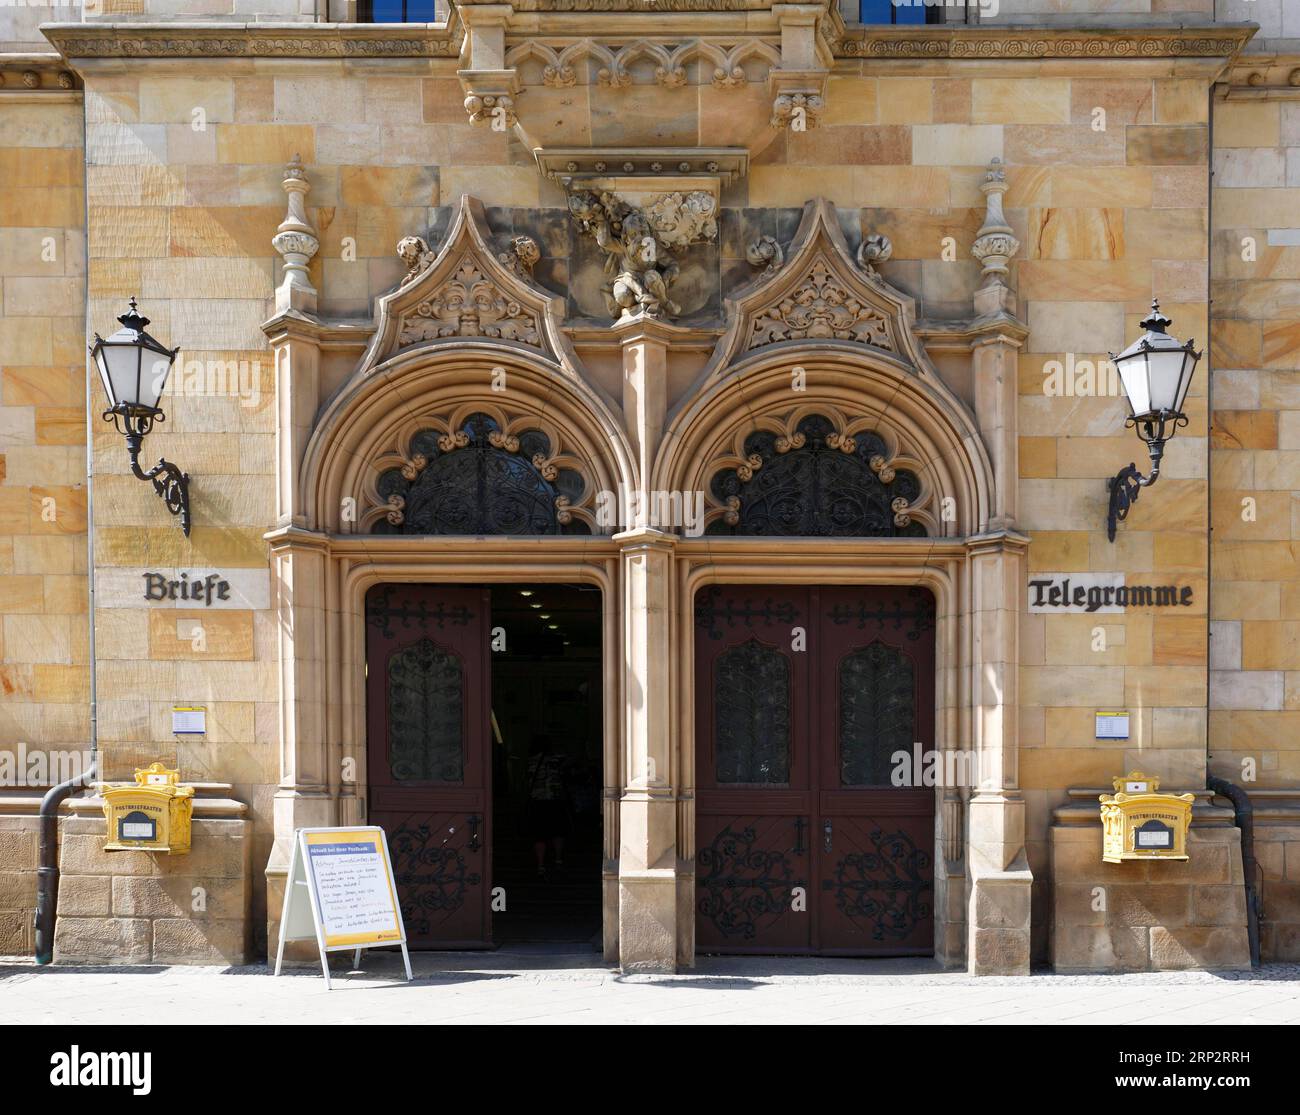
264 154 1032 976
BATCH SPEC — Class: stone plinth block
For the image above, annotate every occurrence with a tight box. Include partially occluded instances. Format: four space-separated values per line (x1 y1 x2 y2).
54 814 251 966
1051 821 1251 972
619 868 677 973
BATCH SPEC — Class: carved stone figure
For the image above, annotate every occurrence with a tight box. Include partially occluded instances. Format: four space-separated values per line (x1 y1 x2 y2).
856 233 892 282
568 188 718 321
498 234 541 277
397 235 437 281
642 191 718 248
463 92 517 128
770 91 824 129
569 191 680 320
746 235 784 276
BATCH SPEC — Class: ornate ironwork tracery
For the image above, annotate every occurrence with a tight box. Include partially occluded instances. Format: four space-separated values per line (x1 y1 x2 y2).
839 642 915 786
697 824 802 940
713 638 791 784
706 414 926 537
387 637 464 782
389 821 483 934
371 411 590 536
822 827 933 942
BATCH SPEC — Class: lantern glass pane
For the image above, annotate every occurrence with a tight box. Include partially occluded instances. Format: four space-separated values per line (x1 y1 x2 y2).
99 342 144 409
1172 350 1196 414
92 346 115 409
1117 352 1151 416
1145 347 1186 413
140 355 172 410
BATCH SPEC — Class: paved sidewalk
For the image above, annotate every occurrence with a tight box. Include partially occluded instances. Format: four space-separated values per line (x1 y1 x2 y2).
2 952 1299 1025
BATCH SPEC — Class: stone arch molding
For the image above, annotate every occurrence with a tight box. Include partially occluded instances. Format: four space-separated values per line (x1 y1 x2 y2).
301 194 635 533
658 198 995 537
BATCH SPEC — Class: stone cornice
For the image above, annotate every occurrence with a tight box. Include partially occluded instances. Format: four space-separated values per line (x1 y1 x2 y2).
0 51 80 94
40 18 1254 66
834 24 1255 61
915 312 1030 354
1223 52 1300 99
40 21 462 61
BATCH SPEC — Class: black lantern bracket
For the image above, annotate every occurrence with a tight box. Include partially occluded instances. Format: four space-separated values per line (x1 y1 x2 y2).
1104 299 1200 543
102 403 192 536
91 298 191 536
1106 409 1188 542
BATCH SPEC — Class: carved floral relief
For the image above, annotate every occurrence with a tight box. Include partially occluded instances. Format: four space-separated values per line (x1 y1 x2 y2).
396 256 543 349
748 259 896 351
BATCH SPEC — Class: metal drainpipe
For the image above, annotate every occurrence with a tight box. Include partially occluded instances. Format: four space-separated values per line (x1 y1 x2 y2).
34 765 93 965
35 93 98 965
1208 775 1261 968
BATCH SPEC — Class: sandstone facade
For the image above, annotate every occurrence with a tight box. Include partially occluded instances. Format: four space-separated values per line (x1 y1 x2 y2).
0 1 1296 973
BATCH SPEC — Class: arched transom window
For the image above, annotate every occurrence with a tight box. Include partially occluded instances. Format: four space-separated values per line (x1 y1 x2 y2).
705 413 926 538
368 411 594 536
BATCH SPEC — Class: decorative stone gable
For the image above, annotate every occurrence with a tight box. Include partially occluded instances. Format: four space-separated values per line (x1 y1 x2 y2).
357 194 572 373
711 198 929 373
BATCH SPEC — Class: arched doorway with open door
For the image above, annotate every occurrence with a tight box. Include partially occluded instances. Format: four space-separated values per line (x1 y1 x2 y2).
364 581 604 952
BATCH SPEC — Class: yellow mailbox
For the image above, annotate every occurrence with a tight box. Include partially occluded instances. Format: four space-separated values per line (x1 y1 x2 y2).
1100 770 1194 864
100 763 194 855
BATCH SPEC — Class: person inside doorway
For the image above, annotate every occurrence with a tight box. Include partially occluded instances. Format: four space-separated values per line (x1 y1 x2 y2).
526 734 571 877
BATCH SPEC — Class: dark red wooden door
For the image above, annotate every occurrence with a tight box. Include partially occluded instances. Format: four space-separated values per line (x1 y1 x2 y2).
815 586 936 954
694 584 935 956
365 584 492 948
694 586 812 953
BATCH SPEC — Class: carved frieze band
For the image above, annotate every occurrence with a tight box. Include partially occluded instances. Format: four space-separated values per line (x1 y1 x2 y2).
835 32 1251 59
506 38 781 88
0 61 78 92
44 31 459 59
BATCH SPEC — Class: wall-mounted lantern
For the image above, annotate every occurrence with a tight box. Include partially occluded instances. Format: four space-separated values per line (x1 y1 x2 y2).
1106 300 1201 542
90 298 191 536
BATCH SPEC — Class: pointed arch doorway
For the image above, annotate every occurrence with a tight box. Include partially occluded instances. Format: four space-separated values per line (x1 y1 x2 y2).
364 580 606 950
694 582 937 956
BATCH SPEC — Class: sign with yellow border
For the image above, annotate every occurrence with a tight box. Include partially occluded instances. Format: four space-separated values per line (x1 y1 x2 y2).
273 826 413 990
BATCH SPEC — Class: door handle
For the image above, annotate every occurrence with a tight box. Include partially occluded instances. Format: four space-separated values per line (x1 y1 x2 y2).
793 816 807 856
467 814 481 852
823 819 833 854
